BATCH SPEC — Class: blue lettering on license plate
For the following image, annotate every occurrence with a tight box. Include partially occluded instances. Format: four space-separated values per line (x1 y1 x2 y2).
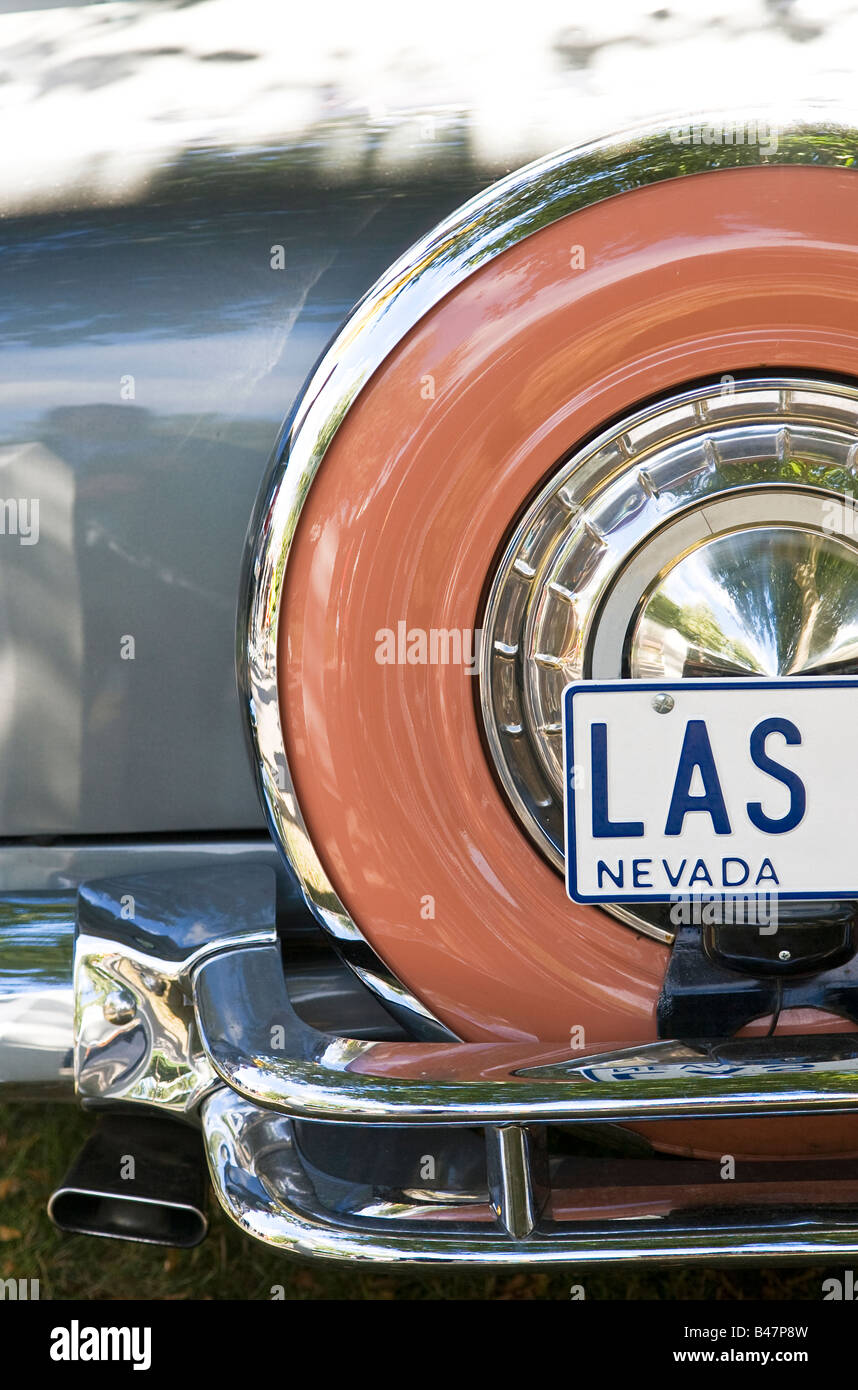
563 677 858 903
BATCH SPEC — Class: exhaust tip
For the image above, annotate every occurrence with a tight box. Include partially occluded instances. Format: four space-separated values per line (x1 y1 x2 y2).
48 1187 207 1247
49 1113 209 1247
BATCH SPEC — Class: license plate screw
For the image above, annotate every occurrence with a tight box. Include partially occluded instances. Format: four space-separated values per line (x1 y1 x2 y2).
652 692 675 713
779 949 791 961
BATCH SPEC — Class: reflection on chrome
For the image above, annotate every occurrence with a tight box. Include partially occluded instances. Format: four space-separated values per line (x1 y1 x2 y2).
0 894 75 1096
631 527 858 680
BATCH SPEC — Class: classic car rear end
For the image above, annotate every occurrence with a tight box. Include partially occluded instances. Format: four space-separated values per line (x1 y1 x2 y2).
5 1 858 1282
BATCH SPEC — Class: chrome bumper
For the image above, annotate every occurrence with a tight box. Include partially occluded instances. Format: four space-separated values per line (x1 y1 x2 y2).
202 1088 858 1266
0 893 75 1098
194 937 858 1125
7 864 858 1263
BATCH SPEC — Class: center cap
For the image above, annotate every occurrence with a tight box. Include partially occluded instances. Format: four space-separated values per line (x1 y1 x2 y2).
631 526 858 680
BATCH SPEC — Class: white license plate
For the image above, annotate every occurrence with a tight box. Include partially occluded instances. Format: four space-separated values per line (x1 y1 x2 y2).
563 677 858 904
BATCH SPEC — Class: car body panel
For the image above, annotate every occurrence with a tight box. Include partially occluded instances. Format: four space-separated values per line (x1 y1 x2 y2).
0 177 486 837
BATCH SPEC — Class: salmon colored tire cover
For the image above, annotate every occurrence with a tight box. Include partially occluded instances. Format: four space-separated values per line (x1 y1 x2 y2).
280 165 858 1125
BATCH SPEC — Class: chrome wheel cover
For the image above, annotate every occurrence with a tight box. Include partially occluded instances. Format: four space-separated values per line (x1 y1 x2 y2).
480 376 858 940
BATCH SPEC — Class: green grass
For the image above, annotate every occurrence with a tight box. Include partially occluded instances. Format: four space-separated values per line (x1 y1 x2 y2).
0 1103 843 1300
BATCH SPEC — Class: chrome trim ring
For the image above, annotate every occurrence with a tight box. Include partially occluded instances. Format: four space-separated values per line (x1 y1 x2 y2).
479 376 858 916
241 112 858 1019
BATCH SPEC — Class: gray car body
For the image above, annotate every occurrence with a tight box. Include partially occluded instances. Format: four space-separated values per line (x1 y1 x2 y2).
0 169 484 840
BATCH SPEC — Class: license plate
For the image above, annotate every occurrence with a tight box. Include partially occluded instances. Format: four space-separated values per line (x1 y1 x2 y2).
563 677 858 904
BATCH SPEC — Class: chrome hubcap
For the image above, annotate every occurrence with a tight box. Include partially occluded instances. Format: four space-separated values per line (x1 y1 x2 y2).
631 526 858 680
479 376 858 941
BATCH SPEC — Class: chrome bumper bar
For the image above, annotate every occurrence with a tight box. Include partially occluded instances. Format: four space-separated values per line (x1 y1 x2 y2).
194 937 858 1125
201 1087 858 1266
8 864 858 1263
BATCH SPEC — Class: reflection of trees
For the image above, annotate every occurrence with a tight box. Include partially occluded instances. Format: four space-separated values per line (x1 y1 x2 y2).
450 131 858 275
638 527 858 678
0 896 74 1086
0 896 74 990
644 590 760 672
716 455 858 494
712 531 858 675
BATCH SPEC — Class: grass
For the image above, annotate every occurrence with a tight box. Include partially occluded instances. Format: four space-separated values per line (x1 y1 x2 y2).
0 1102 843 1300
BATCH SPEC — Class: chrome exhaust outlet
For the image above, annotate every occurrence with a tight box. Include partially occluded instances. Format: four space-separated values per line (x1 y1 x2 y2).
48 1113 208 1247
